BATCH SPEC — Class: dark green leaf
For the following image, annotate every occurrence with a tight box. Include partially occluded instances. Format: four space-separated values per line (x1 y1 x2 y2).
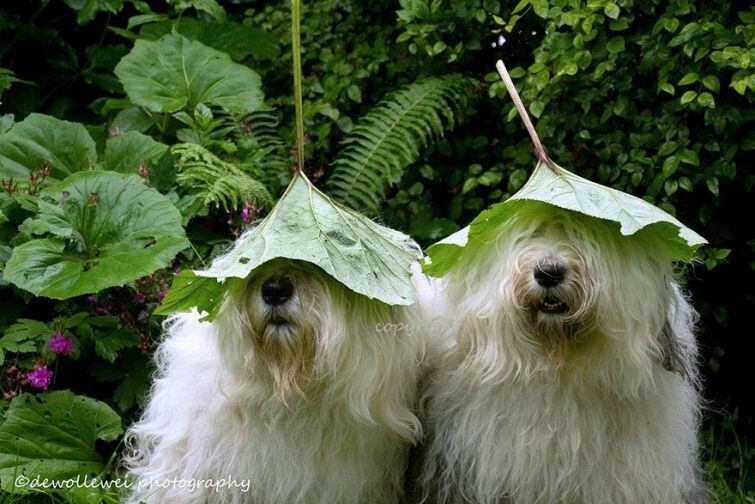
114 33 264 114
0 391 122 493
4 171 189 299
0 114 97 182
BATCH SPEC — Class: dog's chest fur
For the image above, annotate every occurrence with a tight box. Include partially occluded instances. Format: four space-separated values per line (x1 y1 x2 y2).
427 364 700 504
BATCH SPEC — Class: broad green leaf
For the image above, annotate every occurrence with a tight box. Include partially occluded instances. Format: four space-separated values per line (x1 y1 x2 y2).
154 270 227 320
680 90 697 104
606 36 625 53
604 3 620 19
677 72 699 86
94 328 138 363
0 113 97 182
114 33 264 114
702 75 720 93
425 161 706 277
532 0 549 18
161 174 419 320
0 390 122 493
4 171 189 299
100 131 169 173
138 18 280 61
696 92 715 108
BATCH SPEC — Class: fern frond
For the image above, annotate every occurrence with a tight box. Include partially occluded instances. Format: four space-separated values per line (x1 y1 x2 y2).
326 74 474 214
236 107 291 193
172 143 273 212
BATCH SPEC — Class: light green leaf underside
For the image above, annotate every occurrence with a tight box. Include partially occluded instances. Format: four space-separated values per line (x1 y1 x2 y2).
0 391 122 493
114 33 264 114
154 270 229 321
161 175 419 320
0 113 97 182
425 161 706 277
4 171 189 299
199 174 418 303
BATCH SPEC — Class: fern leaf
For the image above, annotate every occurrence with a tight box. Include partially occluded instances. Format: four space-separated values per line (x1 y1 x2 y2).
326 75 474 214
172 143 273 212
236 107 291 193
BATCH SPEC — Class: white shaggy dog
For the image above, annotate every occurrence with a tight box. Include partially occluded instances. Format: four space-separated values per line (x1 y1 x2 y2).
123 258 425 504
418 202 706 504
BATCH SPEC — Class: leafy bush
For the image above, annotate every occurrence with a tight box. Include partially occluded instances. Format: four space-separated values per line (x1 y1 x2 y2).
0 0 752 501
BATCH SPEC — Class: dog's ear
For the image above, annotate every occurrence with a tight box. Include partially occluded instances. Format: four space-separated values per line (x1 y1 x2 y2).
658 283 699 384
659 319 690 379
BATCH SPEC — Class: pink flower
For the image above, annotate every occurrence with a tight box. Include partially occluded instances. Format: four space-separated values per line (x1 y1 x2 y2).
27 367 54 390
95 305 109 315
48 332 74 356
240 203 256 225
134 290 146 303
85 295 98 305
156 289 167 300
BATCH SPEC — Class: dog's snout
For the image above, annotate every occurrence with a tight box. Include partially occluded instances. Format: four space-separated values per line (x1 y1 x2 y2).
261 276 294 306
534 261 566 287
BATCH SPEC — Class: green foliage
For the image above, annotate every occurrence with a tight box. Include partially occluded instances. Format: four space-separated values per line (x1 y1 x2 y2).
703 411 755 503
327 75 474 214
0 114 97 181
173 142 273 211
137 18 280 61
0 0 751 499
154 270 226 320
114 33 265 114
166 175 420 320
0 67 19 98
426 160 707 276
101 132 169 174
4 171 189 299
0 391 122 493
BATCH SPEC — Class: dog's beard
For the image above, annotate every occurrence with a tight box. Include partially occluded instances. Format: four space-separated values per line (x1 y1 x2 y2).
251 307 317 398
236 268 325 399
510 249 596 363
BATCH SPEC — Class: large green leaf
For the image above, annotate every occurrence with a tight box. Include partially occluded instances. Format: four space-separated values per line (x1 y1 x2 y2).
0 391 122 493
0 113 97 182
154 270 227 320
100 131 169 173
4 171 189 299
138 18 280 61
160 174 419 320
425 160 707 277
114 33 264 114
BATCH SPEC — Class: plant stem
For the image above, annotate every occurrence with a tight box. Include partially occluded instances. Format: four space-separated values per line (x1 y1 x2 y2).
495 60 550 166
291 0 305 174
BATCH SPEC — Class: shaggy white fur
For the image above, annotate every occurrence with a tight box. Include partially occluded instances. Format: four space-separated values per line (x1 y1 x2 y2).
123 258 426 504
418 202 707 504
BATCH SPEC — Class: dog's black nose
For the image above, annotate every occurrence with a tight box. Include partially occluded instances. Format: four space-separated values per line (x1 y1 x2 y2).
261 276 294 306
534 262 566 287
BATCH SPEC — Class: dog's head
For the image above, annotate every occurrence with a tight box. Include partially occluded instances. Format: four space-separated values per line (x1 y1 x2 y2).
450 203 681 378
217 259 332 396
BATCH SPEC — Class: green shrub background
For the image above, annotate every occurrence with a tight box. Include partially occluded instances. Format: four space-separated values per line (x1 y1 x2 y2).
0 0 752 501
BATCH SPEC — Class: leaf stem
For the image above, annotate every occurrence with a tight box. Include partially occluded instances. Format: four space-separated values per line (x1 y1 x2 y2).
495 60 551 167
291 0 305 174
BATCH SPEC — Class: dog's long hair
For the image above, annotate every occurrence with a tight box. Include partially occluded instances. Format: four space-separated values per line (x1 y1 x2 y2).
123 259 424 504
419 202 706 503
